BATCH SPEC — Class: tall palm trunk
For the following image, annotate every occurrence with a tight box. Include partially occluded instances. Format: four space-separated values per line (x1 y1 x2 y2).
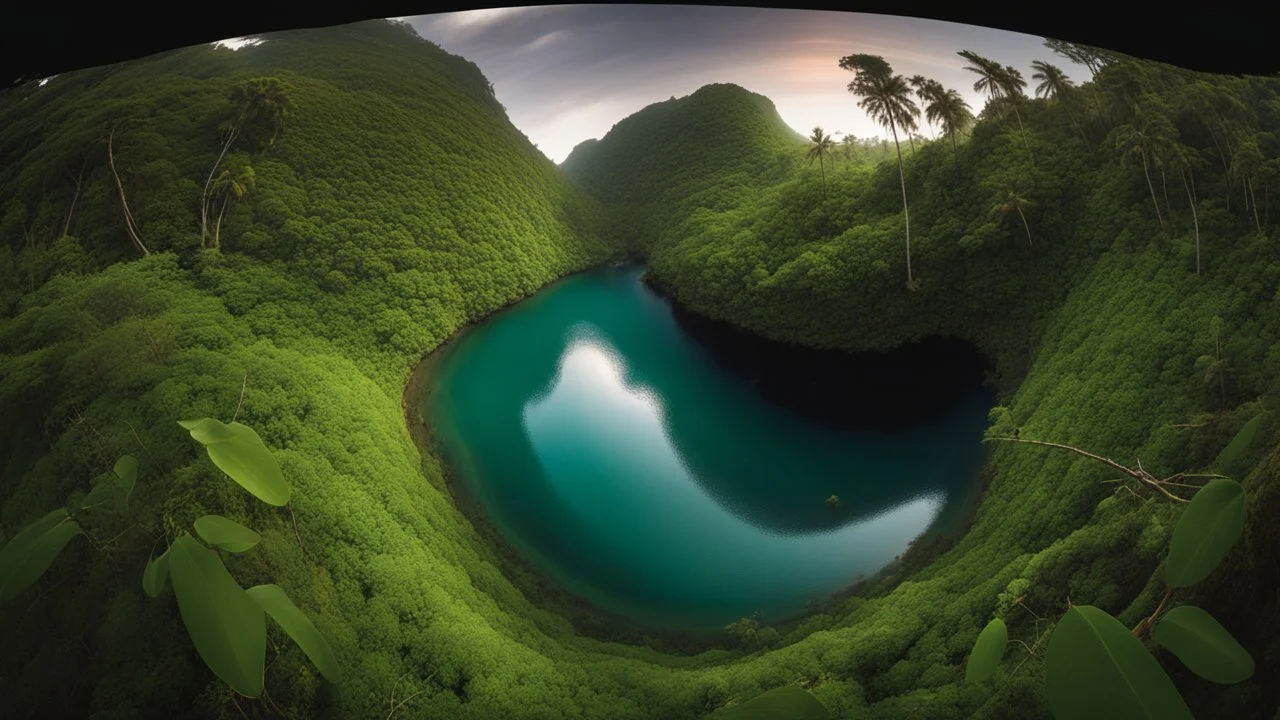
62 160 85 238
1182 165 1201 274
1016 204 1033 247
1140 150 1166 231
819 155 827 198
1247 178 1261 232
1159 165 1172 227
107 125 148 256
889 121 914 290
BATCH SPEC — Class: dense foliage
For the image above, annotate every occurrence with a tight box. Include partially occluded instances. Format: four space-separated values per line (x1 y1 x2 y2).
567 44 1280 719
2 16 1278 720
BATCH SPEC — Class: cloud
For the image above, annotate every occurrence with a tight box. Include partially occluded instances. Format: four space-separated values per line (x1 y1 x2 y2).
211 36 265 51
417 6 564 42
522 29 569 53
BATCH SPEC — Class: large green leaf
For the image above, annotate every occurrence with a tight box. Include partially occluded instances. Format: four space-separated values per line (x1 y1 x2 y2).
80 476 121 512
194 515 262 553
246 584 341 683
114 455 138 496
1153 605 1254 684
1166 478 1245 588
707 686 829 720
178 418 289 506
168 533 266 697
965 617 1007 683
1045 605 1192 720
1212 413 1262 472
0 509 83 606
143 547 170 598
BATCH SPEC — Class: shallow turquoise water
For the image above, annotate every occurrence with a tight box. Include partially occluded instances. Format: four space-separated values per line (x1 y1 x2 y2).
420 265 991 630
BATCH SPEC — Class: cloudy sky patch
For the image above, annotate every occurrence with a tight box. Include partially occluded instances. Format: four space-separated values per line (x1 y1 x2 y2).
404 5 1090 163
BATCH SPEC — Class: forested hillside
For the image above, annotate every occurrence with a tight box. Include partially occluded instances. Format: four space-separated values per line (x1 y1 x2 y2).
561 83 807 252
566 44 1280 719
2 15 1279 720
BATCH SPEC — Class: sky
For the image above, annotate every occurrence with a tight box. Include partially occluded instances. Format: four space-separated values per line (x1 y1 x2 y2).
396 5 1093 164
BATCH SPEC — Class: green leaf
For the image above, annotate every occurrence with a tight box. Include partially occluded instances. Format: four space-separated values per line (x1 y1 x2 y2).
1212 413 1262 472
707 685 829 719
143 547 170 598
168 533 265 697
178 418 289 506
1165 478 1246 588
1153 605 1254 684
80 476 121 512
1045 605 1192 720
246 584 341 683
194 515 261 553
114 455 138 496
0 509 83 606
965 617 1007 683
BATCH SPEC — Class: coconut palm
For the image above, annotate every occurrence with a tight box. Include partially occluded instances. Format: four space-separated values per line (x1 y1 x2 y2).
201 77 293 248
840 53 922 290
991 185 1035 247
1166 142 1206 273
806 127 836 198
1032 60 1088 142
926 88 974 160
1115 120 1172 231
210 164 256 250
841 135 857 166
1231 134 1264 232
959 51 1032 160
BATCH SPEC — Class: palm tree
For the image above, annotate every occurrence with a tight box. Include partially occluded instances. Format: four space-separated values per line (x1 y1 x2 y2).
841 135 857 169
201 77 293 248
926 88 973 160
1166 142 1205 273
1031 60 1087 142
991 185 1035 247
806 127 836 198
958 50 1006 110
840 53 922 291
909 76 946 138
210 164 256 250
1115 121 1170 231
1231 135 1264 232
959 51 1032 160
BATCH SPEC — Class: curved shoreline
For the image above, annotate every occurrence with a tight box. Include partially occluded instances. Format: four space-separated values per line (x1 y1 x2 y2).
400 259 995 654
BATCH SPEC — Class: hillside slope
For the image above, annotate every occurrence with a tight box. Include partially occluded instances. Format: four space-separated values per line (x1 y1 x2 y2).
561 83 806 252
569 67 1280 718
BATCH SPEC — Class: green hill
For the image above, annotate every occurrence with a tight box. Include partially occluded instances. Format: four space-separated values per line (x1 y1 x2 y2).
561 83 806 252
579 59 1280 719
2 17 1279 720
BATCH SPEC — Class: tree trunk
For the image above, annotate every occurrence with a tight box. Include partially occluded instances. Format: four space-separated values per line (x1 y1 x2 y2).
1215 331 1226 409
1159 165 1172 228
1247 177 1261 232
62 160 85 238
1017 204 1033 247
1140 151 1165 231
890 121 915 291
1182 166 1201 274
107 125 148 256
214 197 228 250
1012 104 1034 163
819 155 826 198
200 112 246 247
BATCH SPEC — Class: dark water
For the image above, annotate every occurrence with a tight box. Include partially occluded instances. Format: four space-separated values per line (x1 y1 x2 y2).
419 265 992 630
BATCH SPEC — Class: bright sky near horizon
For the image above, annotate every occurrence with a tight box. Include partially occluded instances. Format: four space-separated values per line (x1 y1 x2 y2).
397 5 1093 164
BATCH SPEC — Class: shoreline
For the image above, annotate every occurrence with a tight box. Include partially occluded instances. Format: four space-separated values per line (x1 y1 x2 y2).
400 258 995 652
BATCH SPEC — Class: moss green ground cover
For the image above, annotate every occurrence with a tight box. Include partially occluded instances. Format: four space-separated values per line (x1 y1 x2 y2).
0 17 1277 719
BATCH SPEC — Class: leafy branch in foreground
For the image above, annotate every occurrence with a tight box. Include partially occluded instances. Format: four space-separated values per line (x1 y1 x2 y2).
0 404 338 702
965 419 1255 719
